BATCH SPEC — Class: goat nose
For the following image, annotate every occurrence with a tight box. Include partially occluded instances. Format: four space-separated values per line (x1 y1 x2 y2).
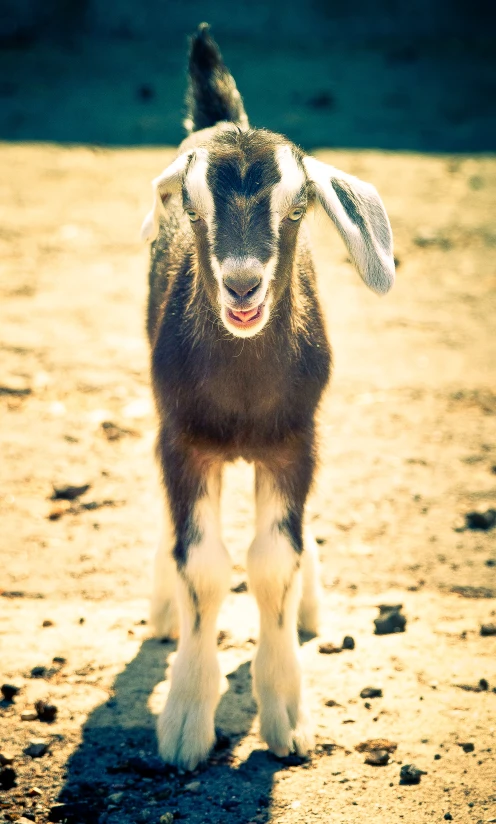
223 272 262 299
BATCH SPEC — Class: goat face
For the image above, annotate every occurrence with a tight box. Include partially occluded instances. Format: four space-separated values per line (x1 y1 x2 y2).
142 128 395 338
143 129 310 339
191 134 308 338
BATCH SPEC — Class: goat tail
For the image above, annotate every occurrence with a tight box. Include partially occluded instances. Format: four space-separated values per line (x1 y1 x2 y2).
185 23 248 133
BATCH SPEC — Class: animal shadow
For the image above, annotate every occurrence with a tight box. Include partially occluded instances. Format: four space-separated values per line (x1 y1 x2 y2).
55 640 302 823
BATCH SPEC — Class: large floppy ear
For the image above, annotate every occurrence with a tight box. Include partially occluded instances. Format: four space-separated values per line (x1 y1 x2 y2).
140 150 193 242
304 156 395 294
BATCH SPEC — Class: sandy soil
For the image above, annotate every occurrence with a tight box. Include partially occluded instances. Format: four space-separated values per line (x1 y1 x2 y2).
0 143 495 824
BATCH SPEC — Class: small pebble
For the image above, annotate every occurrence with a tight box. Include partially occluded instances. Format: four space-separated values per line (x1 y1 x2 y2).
107 792 123 804
27 787 43 797
457 742 474 753
360 686 383 699
52 483 90 501
24 739 49 758
0 751 15 765
42 619 54 627
318 642 342 654
342 635 355 650
159 815 174 824
399 764 427 785
1 683 20 701
21 710 38 722
356 739 397 754
35 700 58 722
0 766 17 789
465 509 496 530
231 581 248 593
480 623 496 637
30 666 47 678
184 780 201 793
444 814 453 821
364 749 390 766
374 605 407 635
52 656 66 665
434 754 442 760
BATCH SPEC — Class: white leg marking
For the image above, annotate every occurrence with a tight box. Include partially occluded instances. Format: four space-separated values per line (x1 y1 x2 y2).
247 470 314 758
157 467 231 770
149 510 179 640
298 527 321 636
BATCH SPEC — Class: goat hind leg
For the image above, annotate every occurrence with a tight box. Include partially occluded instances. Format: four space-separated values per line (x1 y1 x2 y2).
150 510 179 640
298 527 321 637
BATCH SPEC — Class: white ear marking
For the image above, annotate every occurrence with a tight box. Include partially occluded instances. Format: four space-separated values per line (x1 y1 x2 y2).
140 150 194 243
303 156 395 294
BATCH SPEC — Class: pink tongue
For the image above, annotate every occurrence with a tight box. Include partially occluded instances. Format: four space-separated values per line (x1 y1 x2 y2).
231 307 258 322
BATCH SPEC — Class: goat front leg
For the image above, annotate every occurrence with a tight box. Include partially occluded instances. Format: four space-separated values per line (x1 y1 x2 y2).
156 447 231 770
248 462 315 758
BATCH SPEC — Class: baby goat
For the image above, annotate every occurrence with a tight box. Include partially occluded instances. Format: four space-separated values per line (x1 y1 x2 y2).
142 24 395 770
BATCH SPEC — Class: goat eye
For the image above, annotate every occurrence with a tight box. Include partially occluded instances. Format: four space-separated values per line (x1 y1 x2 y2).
288 207 304 221
186 209 200 222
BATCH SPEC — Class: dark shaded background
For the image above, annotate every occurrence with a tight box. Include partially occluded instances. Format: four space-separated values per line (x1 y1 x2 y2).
0 0 495 150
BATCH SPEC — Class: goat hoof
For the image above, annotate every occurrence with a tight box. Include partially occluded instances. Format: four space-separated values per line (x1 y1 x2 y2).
267 722 315 760
157 695 216 770
292 724 315 757
259 695 314 760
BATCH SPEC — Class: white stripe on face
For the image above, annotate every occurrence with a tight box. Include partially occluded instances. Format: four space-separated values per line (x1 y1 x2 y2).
184 149 215 227
271 145 307 229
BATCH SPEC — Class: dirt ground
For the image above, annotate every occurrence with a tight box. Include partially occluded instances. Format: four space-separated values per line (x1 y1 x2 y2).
0 141 495 824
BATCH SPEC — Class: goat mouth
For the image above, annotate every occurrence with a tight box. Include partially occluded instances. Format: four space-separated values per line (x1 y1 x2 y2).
226 304 264 328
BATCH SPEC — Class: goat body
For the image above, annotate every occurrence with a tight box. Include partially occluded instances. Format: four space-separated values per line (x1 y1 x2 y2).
143 23 395 770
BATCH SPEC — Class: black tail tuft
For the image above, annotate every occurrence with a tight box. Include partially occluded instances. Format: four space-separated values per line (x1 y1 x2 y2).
185 23 248 133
